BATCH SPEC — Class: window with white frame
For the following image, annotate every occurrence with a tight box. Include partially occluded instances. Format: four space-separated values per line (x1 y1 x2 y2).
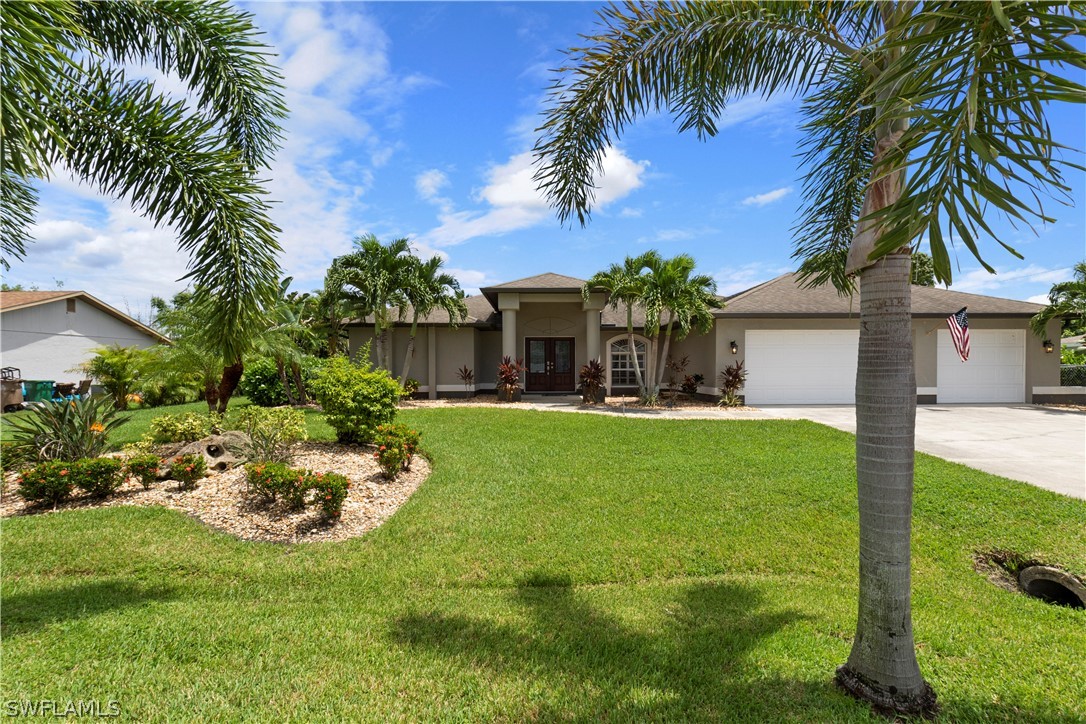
609 338 647 386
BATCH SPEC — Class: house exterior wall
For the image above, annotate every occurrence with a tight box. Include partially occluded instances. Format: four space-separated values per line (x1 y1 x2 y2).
1 299 160 382
665 330 717 392
476 331 502 390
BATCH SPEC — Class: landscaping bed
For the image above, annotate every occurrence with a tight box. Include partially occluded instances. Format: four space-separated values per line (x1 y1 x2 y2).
1 442 429 543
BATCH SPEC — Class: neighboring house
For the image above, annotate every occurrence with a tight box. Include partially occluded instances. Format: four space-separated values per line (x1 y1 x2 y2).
348 272 1071 404
0 291 168 382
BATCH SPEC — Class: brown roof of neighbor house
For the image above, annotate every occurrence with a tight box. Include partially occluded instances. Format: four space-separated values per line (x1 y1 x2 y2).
0 290 170 343
718 272 1045 317
480 272 590 308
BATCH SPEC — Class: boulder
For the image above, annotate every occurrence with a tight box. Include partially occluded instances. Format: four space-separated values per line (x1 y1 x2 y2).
168 431 250 474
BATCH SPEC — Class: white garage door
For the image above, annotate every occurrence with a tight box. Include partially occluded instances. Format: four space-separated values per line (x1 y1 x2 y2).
744 330 858 404
937 329 1025 403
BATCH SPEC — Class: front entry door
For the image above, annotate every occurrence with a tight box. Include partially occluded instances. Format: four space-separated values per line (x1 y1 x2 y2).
525 338 575 392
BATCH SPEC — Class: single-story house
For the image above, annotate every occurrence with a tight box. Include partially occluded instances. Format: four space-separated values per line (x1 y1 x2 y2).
348 272 1072 404
0 290 168 382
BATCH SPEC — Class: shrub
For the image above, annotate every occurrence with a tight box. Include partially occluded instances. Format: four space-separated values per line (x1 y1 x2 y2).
578 358 605 403
244 462 309 508
374 441 410 479
375 424 421 467
456 365 474 393
402 378 421 397
233 406 308 464
17 461 76 505
309 355 400 444
149 411 218 443
238 357 288 407
167 454 206 490
70 458 125 498
310 472 350 519
125 453 162 489
497 356 525 390
5 395 127 462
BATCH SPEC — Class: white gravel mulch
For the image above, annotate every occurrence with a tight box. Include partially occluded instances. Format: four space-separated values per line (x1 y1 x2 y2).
0 442 430 544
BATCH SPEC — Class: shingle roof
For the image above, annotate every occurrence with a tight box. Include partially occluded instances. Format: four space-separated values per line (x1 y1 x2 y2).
482 272 588 291
0 290 170 342
718 272 1045 317
355 294 498 327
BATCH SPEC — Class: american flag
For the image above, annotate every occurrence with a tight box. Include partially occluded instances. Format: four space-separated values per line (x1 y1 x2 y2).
947 307 970 362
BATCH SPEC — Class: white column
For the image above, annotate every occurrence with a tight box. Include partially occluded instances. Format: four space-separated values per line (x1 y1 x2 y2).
586 309 601 363
427 326 437 399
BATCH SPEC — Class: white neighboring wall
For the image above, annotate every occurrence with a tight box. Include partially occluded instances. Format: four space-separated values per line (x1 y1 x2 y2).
1 299 161 382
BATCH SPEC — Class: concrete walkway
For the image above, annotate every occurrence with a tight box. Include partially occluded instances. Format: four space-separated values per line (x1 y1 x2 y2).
515 396 1086 499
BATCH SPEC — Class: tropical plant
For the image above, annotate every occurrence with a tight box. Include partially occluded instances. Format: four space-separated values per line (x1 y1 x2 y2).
234 406 308 464
496 356 526 401
533 3 1082 712
642 254 719 392
456 365 475 396
397 254 467 386
1 2 287 410
250 277 320 405
6 396 127 462
1031 262 1086 338
148 292 226 413
309 355 400 444
401 378 421 397
578 358 606 404
167 454 206 491
125 453 162 489
329 235 415 371
375 424 422 470
718 361 748 408
148 412 216 444
310 472 350 520
910 252 936 288
78 345 153 410
582 252 659 397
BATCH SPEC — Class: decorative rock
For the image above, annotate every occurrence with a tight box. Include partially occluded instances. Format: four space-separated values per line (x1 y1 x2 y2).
173 432 250 473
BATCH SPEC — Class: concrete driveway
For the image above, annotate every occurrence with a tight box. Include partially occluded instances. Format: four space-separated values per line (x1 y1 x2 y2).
760 405 1086 499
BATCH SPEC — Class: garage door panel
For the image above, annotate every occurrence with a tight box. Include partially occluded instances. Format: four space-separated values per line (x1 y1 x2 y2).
937 329 1024 403
745 330 858 404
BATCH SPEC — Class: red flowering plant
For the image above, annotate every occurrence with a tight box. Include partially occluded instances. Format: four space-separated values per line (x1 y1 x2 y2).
310 472 350 519
125 454 162 489
16 460 76 505
373 424 421 478
167 454 206 490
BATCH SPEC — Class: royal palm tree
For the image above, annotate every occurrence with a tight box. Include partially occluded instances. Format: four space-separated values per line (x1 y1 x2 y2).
330 235 414 371
535 2 1083 714
1031 262 1086 338
2 0 287 409
398 256 467 387
642 253 718 392
251 277 318 405
582 251 661 398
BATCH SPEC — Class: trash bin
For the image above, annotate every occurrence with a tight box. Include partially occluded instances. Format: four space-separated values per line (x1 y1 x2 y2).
23 380 55 403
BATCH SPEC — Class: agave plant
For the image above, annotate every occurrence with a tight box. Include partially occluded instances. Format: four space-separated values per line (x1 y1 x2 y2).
5 395 128 462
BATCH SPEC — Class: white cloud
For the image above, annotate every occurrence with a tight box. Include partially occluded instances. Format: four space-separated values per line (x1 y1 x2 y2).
27 220 96 251
714 262 793 297
416 169 449 200
1027 294 1051 305
949 264 1070 295
619 207 643 218
741 186 793 207
717 93 796 131
422 147 647 247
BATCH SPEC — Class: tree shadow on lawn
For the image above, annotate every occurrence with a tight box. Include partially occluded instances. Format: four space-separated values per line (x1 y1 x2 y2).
1 580 177 638
390 574 852 720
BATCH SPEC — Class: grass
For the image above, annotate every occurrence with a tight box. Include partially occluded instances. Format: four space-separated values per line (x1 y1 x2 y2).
2 407 1084 721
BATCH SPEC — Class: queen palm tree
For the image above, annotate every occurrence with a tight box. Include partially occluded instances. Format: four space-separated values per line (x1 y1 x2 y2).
641 253 718 392
329 235 414 371
2 0 287 409
398 255 467 387
535 2 1083 714
1031 262 1086 338
582 251 661 398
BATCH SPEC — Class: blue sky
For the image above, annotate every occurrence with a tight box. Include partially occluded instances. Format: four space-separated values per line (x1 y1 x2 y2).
9 2 1085 318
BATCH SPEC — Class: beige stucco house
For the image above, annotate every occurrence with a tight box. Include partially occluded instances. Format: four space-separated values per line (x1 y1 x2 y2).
348 272 1071 404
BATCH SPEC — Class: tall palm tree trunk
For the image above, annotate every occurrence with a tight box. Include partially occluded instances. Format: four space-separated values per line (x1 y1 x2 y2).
625 306 645 394
290 362 308 404
374 323 387 371
275 357 297 405
399 317 420 387
655 312 676 390
216 360 244 415
838 253 934 712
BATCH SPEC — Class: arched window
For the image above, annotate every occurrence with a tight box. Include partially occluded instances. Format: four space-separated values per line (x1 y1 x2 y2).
610 337 647 387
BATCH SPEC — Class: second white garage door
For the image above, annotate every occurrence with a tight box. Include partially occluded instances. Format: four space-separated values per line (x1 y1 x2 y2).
937 329 1025 403
744 329 858 404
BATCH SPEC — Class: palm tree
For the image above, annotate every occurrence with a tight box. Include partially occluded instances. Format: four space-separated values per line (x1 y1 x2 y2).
329 235 415 371
2 0 287 408
534 2 1082 714
582 252 660 398
1031 262 1086 338
251 277 319 405
398 256 468 387
641 253 719 392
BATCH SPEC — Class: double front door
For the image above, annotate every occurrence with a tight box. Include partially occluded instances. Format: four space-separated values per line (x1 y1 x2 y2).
525 338 575 392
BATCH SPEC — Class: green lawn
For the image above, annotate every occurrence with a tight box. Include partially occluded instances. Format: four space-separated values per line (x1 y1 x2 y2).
2 408 1084 721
